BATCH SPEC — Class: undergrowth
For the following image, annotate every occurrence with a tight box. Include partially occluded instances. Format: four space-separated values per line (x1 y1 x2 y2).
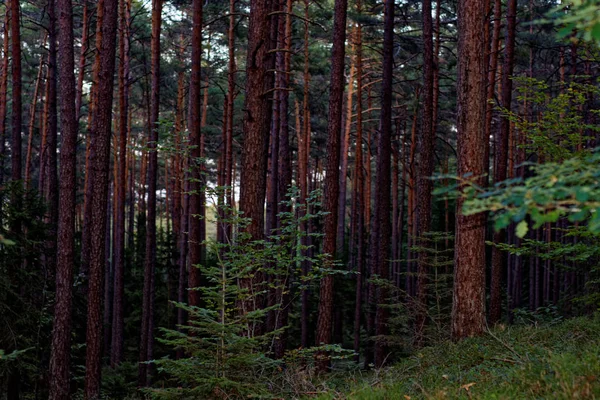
314 315 600 399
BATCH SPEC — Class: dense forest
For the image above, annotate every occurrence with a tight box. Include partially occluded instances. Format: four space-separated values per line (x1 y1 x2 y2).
1 0 600 398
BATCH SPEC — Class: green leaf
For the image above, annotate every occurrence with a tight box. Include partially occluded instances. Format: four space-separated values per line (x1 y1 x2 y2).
516 220 529 239
592 23 600 40
494 214 511 231
557 23 576 39
575 188 590 202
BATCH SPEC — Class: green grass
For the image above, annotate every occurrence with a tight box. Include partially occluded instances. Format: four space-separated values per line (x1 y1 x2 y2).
315 316 600 399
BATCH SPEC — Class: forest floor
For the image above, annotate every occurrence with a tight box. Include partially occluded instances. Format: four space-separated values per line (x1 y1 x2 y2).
315 315 600 399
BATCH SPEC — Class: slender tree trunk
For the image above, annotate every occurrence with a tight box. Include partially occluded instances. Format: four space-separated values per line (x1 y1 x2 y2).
452 0 487 339
174 45 187 336
187 0 204 310
111 0 130 366
397 128 407 287
81 0 106 285
24 51 46 189
315 0 348 369
43 7 59 280
139 0 162 385
83 0 118 395
273 0 293 358
351 15 364 362
10 0 22 183
48 0 79 394
489 0 516 325
405 94 419 298
75 1 90 122
0 13 8 224
299 0 311 348
415 0 435 347
372 0 394 366
337 53 354 255
224 0 236 240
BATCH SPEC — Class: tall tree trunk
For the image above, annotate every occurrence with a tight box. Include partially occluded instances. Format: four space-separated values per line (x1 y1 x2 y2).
139 0 162 385
49 0 79 394
0 13 8 224
224 0 236 240
76 1 90 122
238 0 275 329
372 0 394 366
24 51 46 189
81 0 106 286
337 53 354 255
10 0 22 183
315 0 347 368
273 0 293 358
452 0 487 339
83 0 118 395
299 0 311 348
351 14 364 362
415 0 435 347
405 94 419 299
111 0 130 367
239 0 274 240
489 0 516 325
187 0 204 310
42 6 59 281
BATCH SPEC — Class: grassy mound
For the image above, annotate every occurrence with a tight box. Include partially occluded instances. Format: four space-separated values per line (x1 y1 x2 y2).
316 316 600 399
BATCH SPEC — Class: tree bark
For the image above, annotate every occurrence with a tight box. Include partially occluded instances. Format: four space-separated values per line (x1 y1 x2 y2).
451 0 487 339
0 13 8 224
24 50 46 189
351 15 364 362
337 54 354 255
83 0 118 395
187 0 204 310
299 0 311 348
372 0 394 367
111 0 130 367
81 0 105 286
415 0 435 347
139 0 162 385
489 0 516 325
10 0 22 183
273 0 293 358
75 1 90 122
48 0 79 395
315 0 347 369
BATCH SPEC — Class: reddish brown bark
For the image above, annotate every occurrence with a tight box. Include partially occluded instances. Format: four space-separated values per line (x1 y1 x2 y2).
490 0 516 325
110 0 131 367
81 0 105 282
372 0 394 366
24 50 46 189
315 0 347 369
187 0 204 309
83 0 118 395
273 0 293 358
10 0 21 183
452 0 487 339
351 16 364 362
48 0 78 395
415 0 435 347
0 13 8 221
139 0 162 385
338 53 355 255
76 1 90 122
299 0 311 348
